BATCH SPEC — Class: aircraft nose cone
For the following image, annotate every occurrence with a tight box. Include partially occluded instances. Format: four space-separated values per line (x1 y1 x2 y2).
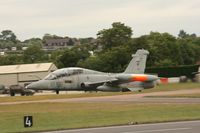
26 80 51 90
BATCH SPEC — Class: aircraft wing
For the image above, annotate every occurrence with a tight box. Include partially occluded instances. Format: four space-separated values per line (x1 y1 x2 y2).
82 78 119 88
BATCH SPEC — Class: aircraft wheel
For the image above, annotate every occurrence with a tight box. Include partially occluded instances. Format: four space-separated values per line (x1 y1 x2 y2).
10 92 15 96
81 83 86 89
122 88 130 92
56 90 59 94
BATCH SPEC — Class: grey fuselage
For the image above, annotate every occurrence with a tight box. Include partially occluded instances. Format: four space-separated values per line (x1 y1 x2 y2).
26 67 157 92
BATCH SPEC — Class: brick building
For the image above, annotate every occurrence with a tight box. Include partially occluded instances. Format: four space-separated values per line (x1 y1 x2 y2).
43 38 79 50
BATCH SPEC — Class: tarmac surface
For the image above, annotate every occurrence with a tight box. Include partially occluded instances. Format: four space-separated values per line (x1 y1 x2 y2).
0 89 200 105
40 120 200 133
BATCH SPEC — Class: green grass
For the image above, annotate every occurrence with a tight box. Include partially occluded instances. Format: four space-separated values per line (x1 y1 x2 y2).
0 82 199 103
0 102 200 133
144 82 200 93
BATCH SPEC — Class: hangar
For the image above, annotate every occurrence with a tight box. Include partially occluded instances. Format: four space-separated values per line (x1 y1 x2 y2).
0 63 57 87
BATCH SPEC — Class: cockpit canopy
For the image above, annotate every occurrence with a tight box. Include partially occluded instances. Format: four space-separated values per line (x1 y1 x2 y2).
44 68 83 80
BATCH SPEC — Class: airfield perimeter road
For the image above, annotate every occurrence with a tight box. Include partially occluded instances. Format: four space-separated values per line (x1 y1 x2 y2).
40 120 200 133
1 89 200 105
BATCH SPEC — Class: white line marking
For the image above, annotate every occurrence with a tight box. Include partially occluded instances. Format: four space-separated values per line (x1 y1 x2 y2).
124 127 191 133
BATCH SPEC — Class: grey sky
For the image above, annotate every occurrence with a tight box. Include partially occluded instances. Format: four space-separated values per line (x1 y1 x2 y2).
0 0 200 40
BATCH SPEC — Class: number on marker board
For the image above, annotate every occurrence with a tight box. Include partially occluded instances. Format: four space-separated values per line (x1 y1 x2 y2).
24 116 33 127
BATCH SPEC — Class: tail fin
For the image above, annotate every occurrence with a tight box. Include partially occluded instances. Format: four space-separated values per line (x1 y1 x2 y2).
124 49 149 74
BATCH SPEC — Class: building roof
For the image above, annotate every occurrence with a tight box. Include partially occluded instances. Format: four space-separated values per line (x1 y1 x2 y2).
46 38 69 44
0 63 57 74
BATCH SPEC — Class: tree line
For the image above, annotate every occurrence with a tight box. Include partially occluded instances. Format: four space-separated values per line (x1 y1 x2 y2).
0 22 200 73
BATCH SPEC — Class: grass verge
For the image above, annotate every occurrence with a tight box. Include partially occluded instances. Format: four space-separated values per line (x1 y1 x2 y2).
0 102 200 132
144 82 200 92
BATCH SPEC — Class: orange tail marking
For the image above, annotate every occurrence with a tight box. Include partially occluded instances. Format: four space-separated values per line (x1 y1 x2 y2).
132 75 148 82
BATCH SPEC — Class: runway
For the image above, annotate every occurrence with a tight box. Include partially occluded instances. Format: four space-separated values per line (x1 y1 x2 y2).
0 89 200 105
40 120 200 133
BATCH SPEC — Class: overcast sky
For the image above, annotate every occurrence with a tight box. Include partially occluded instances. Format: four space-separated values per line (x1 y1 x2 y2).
0 0 200 40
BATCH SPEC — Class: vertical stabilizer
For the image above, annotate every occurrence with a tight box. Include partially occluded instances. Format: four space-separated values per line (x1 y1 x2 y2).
124 49 149 74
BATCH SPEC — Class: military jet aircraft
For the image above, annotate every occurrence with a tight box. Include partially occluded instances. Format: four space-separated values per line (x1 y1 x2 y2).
26 49 158 94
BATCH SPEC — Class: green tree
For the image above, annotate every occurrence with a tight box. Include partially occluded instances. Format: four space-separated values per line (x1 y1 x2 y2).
23 38 43 47
97 22 132 50
148 32 182 66
68 38 74 46
77 56 103 70
0 30 17 43
51 50 64 67
42 34 65 42
178 30 196 39
0 55 23 65
177 37 199 65
130 32 182 67
78 46 130 72
178 30 188 39
154 59 176 67
56 46 90 68
23 45 47 63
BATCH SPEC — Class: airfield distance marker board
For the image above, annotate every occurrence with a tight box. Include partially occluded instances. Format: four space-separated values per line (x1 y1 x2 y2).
24 116 33 127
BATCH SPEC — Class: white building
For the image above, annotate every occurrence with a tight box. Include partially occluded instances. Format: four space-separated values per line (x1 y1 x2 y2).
22 47 28 50
0 52 5 56
11 47 17 51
